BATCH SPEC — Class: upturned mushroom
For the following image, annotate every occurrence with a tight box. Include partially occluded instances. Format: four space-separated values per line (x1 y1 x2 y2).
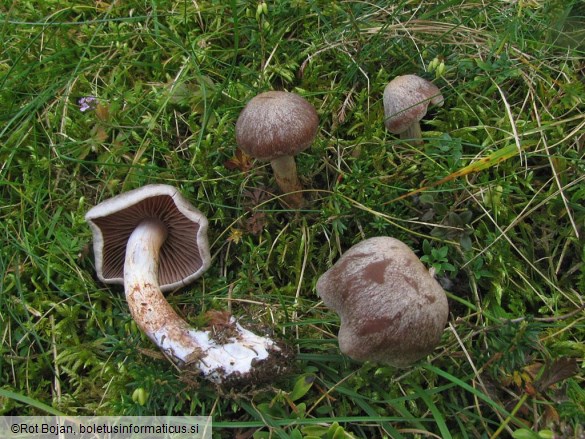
235 90 319 208
316 237 448 367
383 74 444 146
86 184 290 385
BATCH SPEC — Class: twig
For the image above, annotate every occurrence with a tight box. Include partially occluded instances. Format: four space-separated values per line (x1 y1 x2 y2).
505 303 585 324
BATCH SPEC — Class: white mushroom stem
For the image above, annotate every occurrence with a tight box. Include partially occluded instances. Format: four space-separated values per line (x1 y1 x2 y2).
270 155 305 208
124 218 280 383
400 122 423 146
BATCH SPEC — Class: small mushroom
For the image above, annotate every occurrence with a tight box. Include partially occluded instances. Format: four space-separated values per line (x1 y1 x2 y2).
235 90 319 208
316 237 448 367
383 74 444 146
86 184 290 385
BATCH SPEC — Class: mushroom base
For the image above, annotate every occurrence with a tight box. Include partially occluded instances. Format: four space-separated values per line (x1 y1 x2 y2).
182 318 295 387
124 219 292 385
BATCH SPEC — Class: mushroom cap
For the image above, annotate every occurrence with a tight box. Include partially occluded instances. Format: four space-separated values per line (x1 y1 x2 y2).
316 237 448 367
85 184 211 292
383 74 444 134
235 91 318 161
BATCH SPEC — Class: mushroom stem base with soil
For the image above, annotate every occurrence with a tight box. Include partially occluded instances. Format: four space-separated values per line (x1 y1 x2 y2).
270 155 305 208
124 218 285 384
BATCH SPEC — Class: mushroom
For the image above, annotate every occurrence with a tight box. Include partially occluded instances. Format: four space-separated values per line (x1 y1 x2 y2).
316 237 448 367
86 184 291 385
235 90 319 208
383 74 444 146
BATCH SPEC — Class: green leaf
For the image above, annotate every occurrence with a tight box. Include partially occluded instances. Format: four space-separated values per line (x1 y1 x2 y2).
423 239 432 255
301 425 329 436
289 374 316 402
512 429 540 439
331 425 348 439
411 384 452 439
0 389 65 416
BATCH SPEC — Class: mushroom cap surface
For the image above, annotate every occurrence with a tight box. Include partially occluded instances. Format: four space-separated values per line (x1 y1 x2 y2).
316 237 448 367
235 91 318 161
383 74 444 134
86 184 211 292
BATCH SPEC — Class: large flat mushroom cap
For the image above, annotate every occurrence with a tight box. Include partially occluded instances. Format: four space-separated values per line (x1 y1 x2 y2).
383 74 444 134
85 184 211 292
235 91 318 161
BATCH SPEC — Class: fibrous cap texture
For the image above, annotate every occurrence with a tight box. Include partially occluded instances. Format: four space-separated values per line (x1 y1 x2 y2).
383 74 444 134
316 236 449 367
235 91 318 161
85 184 211 292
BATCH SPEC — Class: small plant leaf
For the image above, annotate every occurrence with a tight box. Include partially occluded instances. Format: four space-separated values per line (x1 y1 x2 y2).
512 429 541 439
534 357 579 392
246 212 267 235
289 374 315 402
224 148 252 172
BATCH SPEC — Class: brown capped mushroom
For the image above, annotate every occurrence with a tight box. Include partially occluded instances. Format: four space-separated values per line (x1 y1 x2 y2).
383 74 444 146
235 90 319 208
86 184 290 384
316 237 448 367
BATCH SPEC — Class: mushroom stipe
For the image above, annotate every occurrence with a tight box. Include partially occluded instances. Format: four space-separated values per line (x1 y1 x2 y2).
86 184 292 385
